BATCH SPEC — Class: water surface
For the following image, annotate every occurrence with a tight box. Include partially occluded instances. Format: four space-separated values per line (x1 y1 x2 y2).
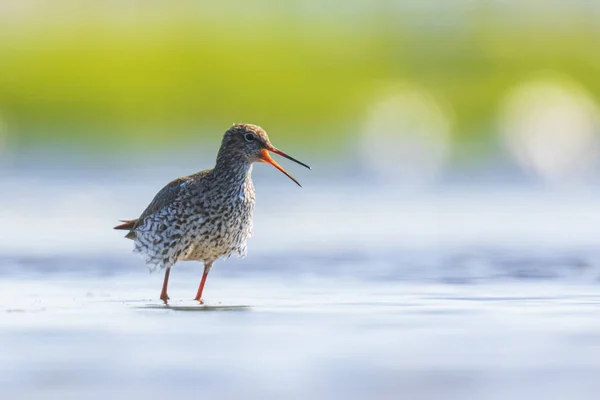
2 167 600 399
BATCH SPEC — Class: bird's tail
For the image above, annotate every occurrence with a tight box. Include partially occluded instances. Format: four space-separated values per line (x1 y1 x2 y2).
114 219 137 230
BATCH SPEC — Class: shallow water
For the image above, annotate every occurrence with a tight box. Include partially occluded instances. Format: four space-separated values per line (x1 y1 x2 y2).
3 272 600 400
2 166 600 399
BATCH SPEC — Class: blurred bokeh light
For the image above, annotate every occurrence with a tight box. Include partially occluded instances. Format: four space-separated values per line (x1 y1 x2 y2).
360 85 452 184
499 74 600 183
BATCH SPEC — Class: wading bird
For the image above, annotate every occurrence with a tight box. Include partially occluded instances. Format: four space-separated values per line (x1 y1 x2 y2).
115 124 310 304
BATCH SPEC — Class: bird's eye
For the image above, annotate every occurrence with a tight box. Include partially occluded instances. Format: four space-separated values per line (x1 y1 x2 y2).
244 133 255 142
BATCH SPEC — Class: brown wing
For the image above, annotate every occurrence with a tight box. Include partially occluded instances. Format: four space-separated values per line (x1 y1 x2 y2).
115 170 210 237
132 176 187 230
113 178 185 238
115 169 210 234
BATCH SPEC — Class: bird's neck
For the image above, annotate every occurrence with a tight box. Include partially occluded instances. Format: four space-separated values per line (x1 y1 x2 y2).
212 151 254 187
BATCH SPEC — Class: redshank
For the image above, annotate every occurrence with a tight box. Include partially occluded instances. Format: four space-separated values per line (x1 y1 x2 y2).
114 124 310 304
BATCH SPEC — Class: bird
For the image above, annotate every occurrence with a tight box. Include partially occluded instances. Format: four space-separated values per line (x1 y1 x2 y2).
114 123 310 305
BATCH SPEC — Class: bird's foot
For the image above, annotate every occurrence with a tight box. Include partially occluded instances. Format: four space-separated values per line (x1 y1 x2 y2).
160 293 170 305
194 298 204 305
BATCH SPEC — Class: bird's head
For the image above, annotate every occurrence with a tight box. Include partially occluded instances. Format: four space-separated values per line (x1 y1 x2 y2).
221 123 311 186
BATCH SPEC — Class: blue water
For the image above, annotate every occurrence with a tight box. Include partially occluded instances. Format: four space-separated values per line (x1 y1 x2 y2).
2 165 600 399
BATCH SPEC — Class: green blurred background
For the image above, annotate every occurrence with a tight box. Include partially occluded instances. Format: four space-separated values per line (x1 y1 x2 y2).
0 0 599 161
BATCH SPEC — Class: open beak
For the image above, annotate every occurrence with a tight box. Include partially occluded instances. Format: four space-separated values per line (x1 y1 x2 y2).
259 146 311 187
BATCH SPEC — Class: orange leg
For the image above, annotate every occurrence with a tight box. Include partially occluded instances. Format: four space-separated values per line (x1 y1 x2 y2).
160 268 171 305
194 262 213 304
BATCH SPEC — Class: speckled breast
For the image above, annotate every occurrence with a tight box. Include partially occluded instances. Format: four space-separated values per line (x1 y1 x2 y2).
181 182 255 262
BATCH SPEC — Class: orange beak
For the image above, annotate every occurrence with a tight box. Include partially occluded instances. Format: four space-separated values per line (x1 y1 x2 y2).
259 146 311 187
